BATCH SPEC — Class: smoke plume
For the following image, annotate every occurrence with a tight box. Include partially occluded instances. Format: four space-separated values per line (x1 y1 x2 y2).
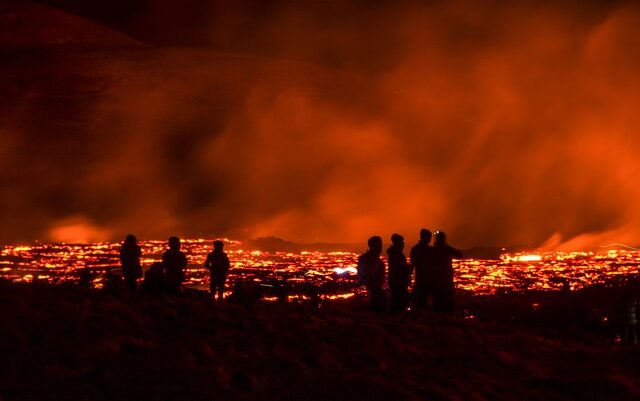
2 0 640 249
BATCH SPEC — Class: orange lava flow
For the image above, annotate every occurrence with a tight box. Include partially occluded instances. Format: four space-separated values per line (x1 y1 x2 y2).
1 240 639 297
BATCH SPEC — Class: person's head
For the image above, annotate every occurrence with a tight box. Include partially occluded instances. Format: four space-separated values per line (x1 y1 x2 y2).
367 235 383 254
168 236 181 250
434 231 447 245
391 233 404 249
125 234 137 245
419 228 432 243
213 240 224 251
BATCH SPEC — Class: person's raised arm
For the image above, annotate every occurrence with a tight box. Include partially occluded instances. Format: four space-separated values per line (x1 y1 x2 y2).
450 246 463 259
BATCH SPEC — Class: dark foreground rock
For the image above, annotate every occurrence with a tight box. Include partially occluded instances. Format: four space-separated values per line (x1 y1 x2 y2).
0 283 639 401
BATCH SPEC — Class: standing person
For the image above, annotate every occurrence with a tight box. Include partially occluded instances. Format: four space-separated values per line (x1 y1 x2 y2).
623 288 639 345
387 233 411 312
120 234 142 292
410 228 434 311
432 231 462 314
204 240 231 302
357 236 386 312
162 236 187 295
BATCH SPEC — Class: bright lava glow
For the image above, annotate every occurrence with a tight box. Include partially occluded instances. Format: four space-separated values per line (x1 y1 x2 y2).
501 254 543 263
1 240 639 298
333 267 358 275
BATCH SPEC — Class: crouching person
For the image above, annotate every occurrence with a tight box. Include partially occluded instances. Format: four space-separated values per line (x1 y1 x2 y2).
141 262 165 296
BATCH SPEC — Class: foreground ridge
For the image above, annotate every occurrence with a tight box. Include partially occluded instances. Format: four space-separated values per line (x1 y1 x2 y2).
0 283 639 401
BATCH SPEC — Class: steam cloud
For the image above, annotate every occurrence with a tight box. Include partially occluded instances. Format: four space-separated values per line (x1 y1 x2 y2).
3 0 640 249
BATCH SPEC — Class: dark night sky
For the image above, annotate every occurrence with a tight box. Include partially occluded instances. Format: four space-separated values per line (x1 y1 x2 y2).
1 0 640 248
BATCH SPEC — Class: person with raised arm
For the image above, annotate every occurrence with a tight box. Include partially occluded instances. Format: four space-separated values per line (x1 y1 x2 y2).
432 231 462 314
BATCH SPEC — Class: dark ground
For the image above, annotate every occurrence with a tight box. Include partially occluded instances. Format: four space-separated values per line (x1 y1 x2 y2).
1 282 639 401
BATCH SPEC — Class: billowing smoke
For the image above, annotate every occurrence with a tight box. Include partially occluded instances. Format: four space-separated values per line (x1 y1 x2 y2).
2 0 640 249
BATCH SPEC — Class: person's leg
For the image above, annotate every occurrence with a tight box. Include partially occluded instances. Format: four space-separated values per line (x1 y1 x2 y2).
425 286 435 310
435 286 454 314
392 288 408 312
401 288 410 311
434 288 451 313
412 286 426 311
125 275 137 293
209 275 216 297
375 288 387 312
368 288 381 311
389 288 398 312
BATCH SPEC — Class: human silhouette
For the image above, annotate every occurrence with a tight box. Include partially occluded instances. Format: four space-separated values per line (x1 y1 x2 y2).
357 236 386 312
120 234 142 292
432 231 462 314
410 228 434 311
79 267 92 288
204 240 231 301
228 278 246 304
104 270 124 295
623 288 639 345
228 278 262 307
162 236 188 295
141 262 165 295
387 233 411 312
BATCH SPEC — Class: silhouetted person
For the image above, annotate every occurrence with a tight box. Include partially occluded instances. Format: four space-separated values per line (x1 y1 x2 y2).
79 267 92 288
305 283 321 309
162 236 187 295
623 288 639 345
120 234 142 292
410 228 434 311
387 233 411 312
357 236 386 312
432 231 462 314
275 279 290 304
228 278 262 307
204 240 230 301
228 278 247 305
141 262 165 296
103 270 123 295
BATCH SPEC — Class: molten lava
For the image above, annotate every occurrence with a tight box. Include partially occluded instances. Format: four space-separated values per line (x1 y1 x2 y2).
1 240 639 298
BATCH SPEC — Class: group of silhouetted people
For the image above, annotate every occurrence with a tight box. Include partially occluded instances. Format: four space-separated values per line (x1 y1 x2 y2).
119 235 230 300
117 229 460 312
358 228 462 313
